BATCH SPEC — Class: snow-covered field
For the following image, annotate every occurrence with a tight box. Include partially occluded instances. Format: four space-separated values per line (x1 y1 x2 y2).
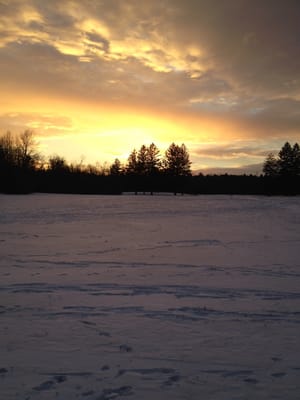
1 194 300 400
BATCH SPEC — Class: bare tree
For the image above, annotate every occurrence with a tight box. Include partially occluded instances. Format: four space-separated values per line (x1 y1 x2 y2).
17 130 40 169
0 131 15 167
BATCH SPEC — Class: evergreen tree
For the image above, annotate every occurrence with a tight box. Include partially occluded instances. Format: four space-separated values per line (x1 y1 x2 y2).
278 142 295 176
110 158 123 175
263 153 279 176
163 143 191 176
126 149 138 174
146 143 160 175
137 145 148 175
292 143 300 175
126 144 161 176
263 141 300 178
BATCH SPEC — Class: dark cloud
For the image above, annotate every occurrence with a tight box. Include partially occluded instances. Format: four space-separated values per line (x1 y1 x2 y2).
243 99 300 133
32 0 77 28
170 0 300 97
0 42 80 98
85 32 110 51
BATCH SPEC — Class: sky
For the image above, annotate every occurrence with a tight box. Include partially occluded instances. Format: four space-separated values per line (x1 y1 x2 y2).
1 0 300 173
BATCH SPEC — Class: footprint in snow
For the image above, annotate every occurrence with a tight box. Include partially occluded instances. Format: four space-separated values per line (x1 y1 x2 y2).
54 375 67 383
271 372 286 378
98 386 133 400
244 378 259 384
82 390 95 396
0 368 8 374
119 344 132 352
33 380 55 391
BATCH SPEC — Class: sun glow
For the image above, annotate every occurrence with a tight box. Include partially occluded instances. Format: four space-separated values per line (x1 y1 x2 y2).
1 88 240 169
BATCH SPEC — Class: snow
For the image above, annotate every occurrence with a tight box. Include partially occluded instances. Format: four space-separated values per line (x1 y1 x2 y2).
0 194 300 399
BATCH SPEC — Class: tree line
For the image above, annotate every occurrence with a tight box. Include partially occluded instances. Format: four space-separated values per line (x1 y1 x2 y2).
1 130 300 195
263 142 300 177
0 130 192 194
111 142 191 177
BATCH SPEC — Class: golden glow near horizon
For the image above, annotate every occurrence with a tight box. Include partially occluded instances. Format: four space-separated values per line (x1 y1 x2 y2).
1 1 299 173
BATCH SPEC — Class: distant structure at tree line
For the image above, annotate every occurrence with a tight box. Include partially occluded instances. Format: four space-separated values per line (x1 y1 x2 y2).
0 130 299 195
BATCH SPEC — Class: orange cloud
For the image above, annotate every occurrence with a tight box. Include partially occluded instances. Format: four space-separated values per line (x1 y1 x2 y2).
0 0 299 171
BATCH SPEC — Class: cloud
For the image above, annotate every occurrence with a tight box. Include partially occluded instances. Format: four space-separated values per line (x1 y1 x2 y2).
0 0 299 164
197 163 263 176
0 112 75 136
240 98 300 132
170 0 300 96
189 138 287 172
193 143 272 160
1 1 299 101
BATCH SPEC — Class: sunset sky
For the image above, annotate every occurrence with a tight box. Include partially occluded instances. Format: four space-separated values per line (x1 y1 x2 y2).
1 0 300 173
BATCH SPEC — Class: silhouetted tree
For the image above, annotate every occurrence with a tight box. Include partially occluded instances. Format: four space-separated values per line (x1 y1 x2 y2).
0 131 15 168
0 130 40 170
4 128 300 196
17 130 40 169
85 164 100 175
0 130 41 193
263 142 300 177
110 158 123 175
126 149 138 175
125 144 161 176
278 142 295 176
137 144 148 175
292 143 300 175
49 155 69 172
163 143 191 176
263 153 279 176
146 143 161 175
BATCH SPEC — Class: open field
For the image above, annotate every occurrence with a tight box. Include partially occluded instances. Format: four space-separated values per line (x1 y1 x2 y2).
1 194 300 399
